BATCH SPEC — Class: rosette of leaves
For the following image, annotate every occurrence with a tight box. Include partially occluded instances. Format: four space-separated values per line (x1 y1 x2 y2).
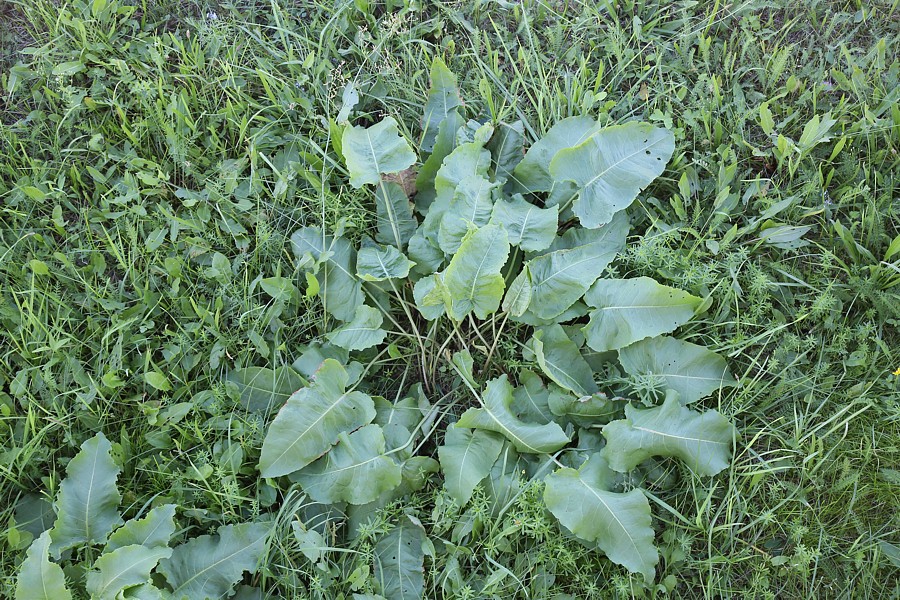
15 433 270 600
256 58 739 591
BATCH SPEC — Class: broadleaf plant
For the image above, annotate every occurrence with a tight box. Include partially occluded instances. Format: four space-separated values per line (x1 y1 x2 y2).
250 58 739 586
15 433 269 600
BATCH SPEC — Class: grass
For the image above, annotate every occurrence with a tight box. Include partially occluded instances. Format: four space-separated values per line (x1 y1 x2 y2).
1 0 898 597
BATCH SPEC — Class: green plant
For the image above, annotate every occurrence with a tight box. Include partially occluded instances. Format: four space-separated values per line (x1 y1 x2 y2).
253 58 740 593
14 433 269 599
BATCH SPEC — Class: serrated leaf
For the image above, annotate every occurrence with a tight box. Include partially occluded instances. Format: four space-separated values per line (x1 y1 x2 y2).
421 57 462 152
490 195 558 252
443 224 510 320
15 531 72 600
49 433 123 557
86 544 173 600
226 366 305 414
550 122 675 228
259 360 376 477
457 375 569 453
601 394 735 476
375 182 418 249
291 425 402 505
327 305 387 351
488 120 525 183
618 336 737 404
512 116 601 193
533 324 598 397
342 117 416 188
375 517 426 600
157 522 269 600
544 454 657 582
106 504 177 552
291 227 364 322
582 277 702 352
521 211 628 321
438 427 505 504
438 175 497 254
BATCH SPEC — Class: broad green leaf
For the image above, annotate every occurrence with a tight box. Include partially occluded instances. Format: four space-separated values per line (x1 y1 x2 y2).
456 376 569 453
548 389 623 427
443 224 510 320
544 454 657 582
501 266 531 317
292 425 402 505
488 120 525 183
601 394 735 476
512 116 601 193
327 305 387 351
618 336 737 404
582 277 702 352
433 141 492 207
521 211 628 321
15 531 72 600
490 195 558 252
259 360 376 477
510 370 555 424
374 396 422 455
49 432 123 556
226 367 305 414
375 182 417 249
550 122 675 228
415 109 464 211
342 117 416 188
438 426 505 504
106 504 177 552
260 276 297 303
157 522 269 600
533 324 598 397
407 231 445 276
86 545 173 600
375 517 426 600
438 175 497 254
412 274 446 320
291 227 364 322
421 57 462 152
144 371 171 391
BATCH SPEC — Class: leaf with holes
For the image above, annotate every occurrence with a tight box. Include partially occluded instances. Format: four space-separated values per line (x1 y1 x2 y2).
601 393 735 476
375 516 426 600
550 122 675 228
